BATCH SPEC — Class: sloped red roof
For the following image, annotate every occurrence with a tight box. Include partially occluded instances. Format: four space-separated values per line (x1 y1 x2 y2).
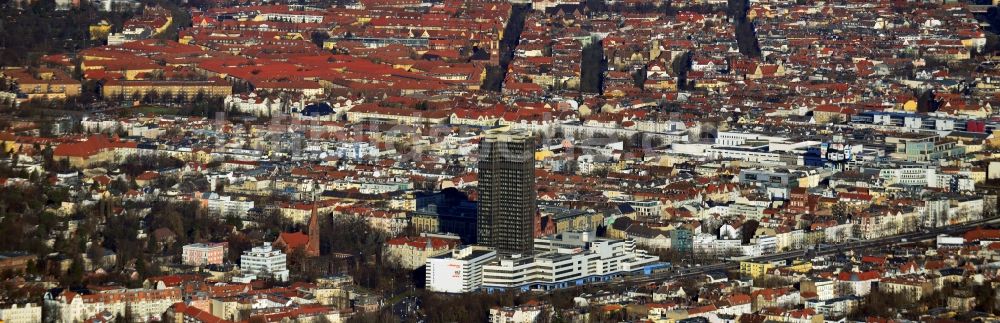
837 270 881 281
728 293 751 305
171 303 233 323
136 171 160 181
53 135 136 158
861 256 886 264
275 232 309 251
964 228 1000 243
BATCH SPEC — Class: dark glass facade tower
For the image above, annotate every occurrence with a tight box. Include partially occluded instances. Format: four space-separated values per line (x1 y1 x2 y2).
477 128 536 255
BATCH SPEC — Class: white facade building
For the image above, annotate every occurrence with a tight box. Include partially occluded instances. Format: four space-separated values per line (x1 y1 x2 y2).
879 166 939 187
704 146 800 166
715 131 789 146
426 233 661 293
44 288 181 322
107 27 151 45
489 302 551 323
0 303 42 323
741 236 777 258
223 93 305 116
260 12 324 23
239 242 289 282
426 246 498 293
333 142 380 160
81 118 122 133
693 234 743 257
202 192 255 218
480 232 660 291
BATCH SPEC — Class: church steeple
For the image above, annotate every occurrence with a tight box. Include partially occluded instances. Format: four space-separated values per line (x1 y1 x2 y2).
306 187 321 257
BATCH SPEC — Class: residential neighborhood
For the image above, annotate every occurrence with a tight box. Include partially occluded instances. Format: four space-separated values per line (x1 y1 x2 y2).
2 0 1000 322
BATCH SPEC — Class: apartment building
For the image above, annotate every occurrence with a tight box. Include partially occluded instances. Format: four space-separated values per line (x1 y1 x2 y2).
44 287 182 322
199 192 255 218
0 303 42 323
181 242 228 267
239 243 289 282
3 68 81 100
383 236 459 270
101 78 232 101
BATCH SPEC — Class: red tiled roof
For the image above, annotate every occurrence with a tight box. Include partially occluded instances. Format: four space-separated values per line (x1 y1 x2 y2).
275 232 309 251
171 302 233 323
53 135 136 158
136 171 160 181
837 270 881 281
728 293 751 305
964 228 1000 243
861 256 886 264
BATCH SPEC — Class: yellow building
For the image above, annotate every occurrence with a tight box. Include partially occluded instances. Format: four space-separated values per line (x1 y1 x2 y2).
4 68 81 100
879 277 933 301
101 78 232 100
534 149 554 161
783 261 812 273
548 210 604 234
740 261 776 279
89 20 112 40
645 79 677 91
52 135 136 168
411 213 439 233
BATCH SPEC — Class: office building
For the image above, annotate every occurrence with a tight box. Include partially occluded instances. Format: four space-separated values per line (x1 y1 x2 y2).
477 127 536 255
481 231 661 291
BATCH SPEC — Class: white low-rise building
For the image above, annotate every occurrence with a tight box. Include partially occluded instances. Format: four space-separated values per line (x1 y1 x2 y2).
705 146 800 166
224 92 305 116
489 301 552 323
239 242 289 282
481 231 661 291
694 234 743 257
107 27 151 45
200 192 255 218
333 142 380 161
426 246 497 293
741 236 777 258
81 118 122 133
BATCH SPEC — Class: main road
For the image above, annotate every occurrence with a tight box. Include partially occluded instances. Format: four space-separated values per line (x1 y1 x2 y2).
613 215 1000 286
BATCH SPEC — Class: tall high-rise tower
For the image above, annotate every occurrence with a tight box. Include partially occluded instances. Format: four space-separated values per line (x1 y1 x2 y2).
476 127 536 255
